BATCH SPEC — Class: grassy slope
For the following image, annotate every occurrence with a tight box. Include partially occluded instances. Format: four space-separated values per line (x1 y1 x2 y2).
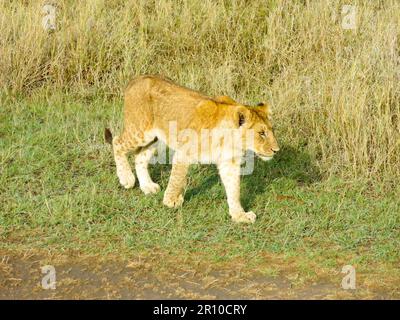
1 0 400 180
1 97 399 280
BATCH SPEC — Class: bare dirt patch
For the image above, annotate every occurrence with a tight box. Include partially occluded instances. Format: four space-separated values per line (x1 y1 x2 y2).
1 251 396 299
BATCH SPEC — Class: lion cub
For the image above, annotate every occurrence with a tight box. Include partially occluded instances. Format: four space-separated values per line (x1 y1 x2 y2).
106 75 279 223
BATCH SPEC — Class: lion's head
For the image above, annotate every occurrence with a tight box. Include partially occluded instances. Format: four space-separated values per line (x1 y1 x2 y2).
231 102 279 161
196 98 279 161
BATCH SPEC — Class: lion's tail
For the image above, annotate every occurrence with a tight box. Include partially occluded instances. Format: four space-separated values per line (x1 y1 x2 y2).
104 128 113 145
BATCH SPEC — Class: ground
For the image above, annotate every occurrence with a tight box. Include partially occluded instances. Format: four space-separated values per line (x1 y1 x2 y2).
1 97 399 299
1 250 397 299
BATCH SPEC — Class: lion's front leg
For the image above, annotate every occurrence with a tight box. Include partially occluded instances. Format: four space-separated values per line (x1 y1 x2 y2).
218 159 256 224
163 160 189 208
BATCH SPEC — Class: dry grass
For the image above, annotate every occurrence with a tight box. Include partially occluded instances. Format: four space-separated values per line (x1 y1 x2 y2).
1 0 399 180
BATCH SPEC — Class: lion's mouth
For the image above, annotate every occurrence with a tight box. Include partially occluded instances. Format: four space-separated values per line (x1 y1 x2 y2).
257 153 274 161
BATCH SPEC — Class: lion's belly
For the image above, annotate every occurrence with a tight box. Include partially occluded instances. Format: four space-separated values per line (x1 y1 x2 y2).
150 128 244 165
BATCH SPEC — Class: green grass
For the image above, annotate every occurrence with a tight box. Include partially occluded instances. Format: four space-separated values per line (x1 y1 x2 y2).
1 95 399 274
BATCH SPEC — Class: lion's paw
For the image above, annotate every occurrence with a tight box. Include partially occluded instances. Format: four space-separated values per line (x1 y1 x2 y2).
230 211 256 224
117 169 136 189
163 193 184 208
140 182 161 195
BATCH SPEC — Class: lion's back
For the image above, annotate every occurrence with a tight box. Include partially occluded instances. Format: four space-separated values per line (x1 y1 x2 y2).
123 75 210 130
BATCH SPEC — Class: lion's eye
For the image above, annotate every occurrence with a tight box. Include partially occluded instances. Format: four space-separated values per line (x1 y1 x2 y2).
260 131 267 138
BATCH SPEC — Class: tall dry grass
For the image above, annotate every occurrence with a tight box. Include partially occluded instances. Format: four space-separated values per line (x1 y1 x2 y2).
1 0 399 181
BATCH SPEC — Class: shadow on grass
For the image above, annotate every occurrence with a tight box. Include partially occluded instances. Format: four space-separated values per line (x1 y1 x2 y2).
147 145 321 208
183 145 321 208
241 145 321 209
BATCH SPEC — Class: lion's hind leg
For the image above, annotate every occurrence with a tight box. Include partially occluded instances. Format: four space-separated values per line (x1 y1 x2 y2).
112 127 157 189
135 141 161 195
112 130 139 189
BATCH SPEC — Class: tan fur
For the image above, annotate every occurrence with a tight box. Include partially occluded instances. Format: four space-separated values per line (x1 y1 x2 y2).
110 75 279 223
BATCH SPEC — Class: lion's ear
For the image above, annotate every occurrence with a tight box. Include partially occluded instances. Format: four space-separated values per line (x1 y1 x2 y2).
256 102 272 120
234 106 251 128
